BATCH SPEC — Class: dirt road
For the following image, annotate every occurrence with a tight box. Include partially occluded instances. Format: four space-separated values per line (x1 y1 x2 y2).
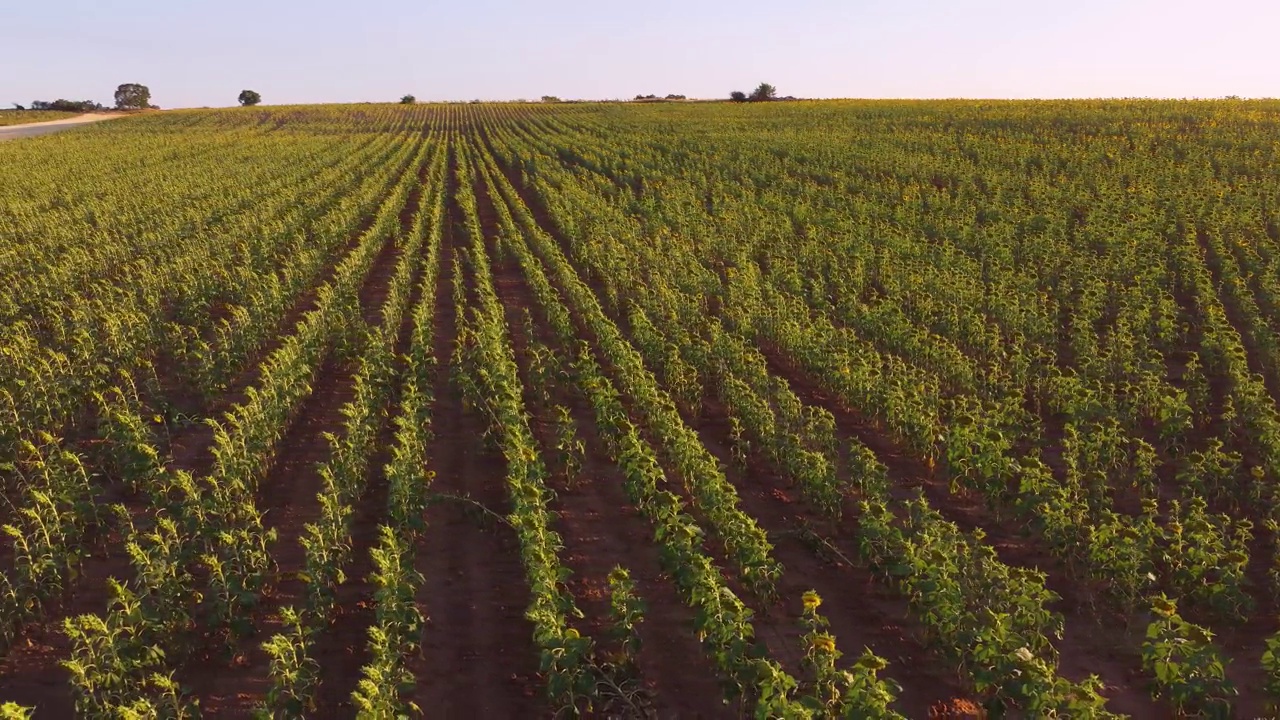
0 113 121 142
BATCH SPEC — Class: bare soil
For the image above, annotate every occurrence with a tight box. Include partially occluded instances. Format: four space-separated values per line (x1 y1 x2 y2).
478 169 731 717
410 146 542 718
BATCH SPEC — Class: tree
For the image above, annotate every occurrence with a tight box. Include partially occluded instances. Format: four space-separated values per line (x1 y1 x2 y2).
400 95 416 104
729 90 747 103
114 83 151 110
11 103 24 111
31 99 102 112
749 83 777 102
238 90 262 107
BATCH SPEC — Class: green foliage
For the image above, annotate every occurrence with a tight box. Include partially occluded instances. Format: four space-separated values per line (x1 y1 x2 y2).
28 98 102 112
750 83 777 102
1141 596 1236 717
796 591 903 718
553 404 585 486
238 89 262 106
63 581 198 718
606 567 645 667
114 83 151 110
0 703 34 719
260 607 319 719
1263 631 1280 715
9 98 1280 717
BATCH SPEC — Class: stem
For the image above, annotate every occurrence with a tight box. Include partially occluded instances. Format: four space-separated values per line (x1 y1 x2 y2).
426 492 511 528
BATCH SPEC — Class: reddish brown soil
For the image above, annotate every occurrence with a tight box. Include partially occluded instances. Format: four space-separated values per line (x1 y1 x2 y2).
183 353 357 714
154 158 413 483
11 121 1280 720
485 141 1172 715
0 433 204 704
530 380 735 719
479 169 731 717
308 160 442 715
188 137 449 717
483 146 983 716
185 172 416 714
0 149 428 717
0 520 133 716
689 396 978 717
754 346 1161 716
1164 239 1280 716
409 146 541 718
303 407 397 716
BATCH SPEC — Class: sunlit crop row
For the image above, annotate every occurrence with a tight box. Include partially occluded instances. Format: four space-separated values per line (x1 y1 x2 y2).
4 99 1280 717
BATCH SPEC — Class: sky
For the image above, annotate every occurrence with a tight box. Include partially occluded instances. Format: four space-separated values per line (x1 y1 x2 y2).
3 0 1277 108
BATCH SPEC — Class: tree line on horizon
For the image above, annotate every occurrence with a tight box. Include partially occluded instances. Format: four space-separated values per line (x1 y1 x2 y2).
11 84 267 112
13 83 154 113
12 83 795 112
730 83 781 102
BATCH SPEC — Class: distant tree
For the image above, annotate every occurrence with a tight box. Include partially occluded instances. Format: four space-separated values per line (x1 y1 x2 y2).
114 83 150 110
400 94 416 104
11 103 24 111
238 90 262 107
665 94 686 100
749 83 777 102
729 90 747 103
541 95 562 103
31 99 102 112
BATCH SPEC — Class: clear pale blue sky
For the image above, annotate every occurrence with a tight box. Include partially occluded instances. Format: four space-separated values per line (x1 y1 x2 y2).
4 0 1276 108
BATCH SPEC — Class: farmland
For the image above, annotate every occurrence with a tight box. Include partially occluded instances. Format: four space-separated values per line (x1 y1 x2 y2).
1 99 1280 717
0 111 78 127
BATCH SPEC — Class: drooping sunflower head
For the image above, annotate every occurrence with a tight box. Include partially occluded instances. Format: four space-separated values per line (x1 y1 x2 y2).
1151 595 1178 618
812 634 836 654
802 590 822 611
